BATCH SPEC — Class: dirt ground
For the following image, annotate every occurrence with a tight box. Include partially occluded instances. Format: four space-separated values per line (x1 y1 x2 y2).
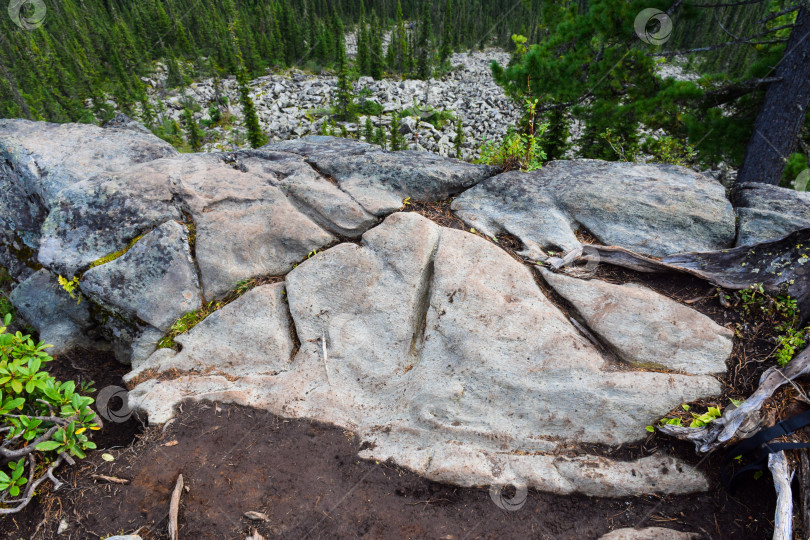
0 350 777 540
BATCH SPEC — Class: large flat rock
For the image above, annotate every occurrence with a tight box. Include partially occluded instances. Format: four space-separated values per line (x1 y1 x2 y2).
452 160 736 259
267 136 497 216
129 213 722 497
733 182 810 246
80 221 201 332
167 153 336 300
0 118 176 250
126 283 292 378
540 269 732 375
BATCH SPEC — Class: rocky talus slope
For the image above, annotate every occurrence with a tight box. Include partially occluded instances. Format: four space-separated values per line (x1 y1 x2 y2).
2 117 809 498
147 50 519 158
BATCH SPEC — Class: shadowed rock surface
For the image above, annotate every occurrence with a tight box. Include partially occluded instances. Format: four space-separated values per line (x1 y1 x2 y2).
80 221 201 332
0 118 177 253
9 269 101 355
733 182 810 246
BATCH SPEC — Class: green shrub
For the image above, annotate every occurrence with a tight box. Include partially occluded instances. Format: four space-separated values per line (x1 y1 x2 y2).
477 125 548 172
0 314 98 513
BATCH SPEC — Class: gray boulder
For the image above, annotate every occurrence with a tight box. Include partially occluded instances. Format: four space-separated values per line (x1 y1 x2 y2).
311 150 498 216
80 221 201 332
126 283 292 380
36 157 182 277
129 213 721 497
263 135 379 159
0 118 176 251
539 269 732 375
168 153 335 300
238 150 379 237
452 160 736 259
9 269 103 354
266 136 497 216
733 182 810 246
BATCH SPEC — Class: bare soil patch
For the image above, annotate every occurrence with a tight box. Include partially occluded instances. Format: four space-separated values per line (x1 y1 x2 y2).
0 391 775 539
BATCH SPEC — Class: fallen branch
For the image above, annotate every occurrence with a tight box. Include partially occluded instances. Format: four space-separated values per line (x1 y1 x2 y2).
91 474 130 485
169 473 184 540
769 451 794 540
0 454 64 514
659 347 810 452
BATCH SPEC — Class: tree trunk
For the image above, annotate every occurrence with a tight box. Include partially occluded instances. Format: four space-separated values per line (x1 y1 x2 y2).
736 5 810 186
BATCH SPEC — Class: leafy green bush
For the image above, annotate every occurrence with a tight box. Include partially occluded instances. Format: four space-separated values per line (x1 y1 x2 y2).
0 314 98 513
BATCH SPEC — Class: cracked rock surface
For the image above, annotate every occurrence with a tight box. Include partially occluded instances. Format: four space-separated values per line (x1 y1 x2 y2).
80 221 201 332
452 160 736 259
733 182 810 246
128 213 720 497
539 269 733 375
6 119 791 498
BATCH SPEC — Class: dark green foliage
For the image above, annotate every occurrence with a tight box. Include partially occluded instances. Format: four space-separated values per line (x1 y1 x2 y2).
389 111 403 150
454 117 464 158
364 117 374 142
182 107 204 151
491 1 809 173
374 125 386 149
0 0 543 124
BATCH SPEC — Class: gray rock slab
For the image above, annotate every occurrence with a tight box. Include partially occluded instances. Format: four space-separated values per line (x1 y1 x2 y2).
539 269 732 375
80 221 201 332
239 151 379 237
452 160 735 259
166 154 335 300
311 150 498 216
734 182 810 246
129 213 722 497
262 135 380 159
36 157 182 276
0 118 176 250
9 269 102 355
125 283 292 380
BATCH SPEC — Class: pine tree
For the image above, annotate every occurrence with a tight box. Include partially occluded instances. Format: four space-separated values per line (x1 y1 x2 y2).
454 117 464 159
374 125 386 149
237 67 266 148
364 117 374 142
390 111 402 151
333 30 354 121
439 0 454 67
416 1 432 80
182 107 203 151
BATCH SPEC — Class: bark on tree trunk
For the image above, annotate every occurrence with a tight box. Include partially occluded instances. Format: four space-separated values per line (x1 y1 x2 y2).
736 4 810 186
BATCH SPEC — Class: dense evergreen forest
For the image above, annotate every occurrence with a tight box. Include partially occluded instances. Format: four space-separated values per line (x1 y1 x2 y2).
0 0 541 122
1 0 808 187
